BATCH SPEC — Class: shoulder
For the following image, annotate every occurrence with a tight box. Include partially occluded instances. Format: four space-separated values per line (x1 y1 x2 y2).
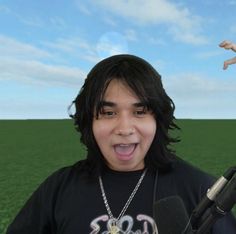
166 158 215 186
157 157 216 213
37 160 89 193
158 157 215 186
171 158 215 186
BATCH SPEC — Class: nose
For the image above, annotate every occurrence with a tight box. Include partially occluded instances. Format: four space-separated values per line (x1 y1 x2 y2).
114 114 135 136
115 128 135 136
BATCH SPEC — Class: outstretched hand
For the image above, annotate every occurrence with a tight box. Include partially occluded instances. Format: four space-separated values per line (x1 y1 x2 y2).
219 40 236 70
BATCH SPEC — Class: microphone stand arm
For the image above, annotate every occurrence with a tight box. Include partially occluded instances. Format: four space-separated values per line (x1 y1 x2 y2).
194 173 236 234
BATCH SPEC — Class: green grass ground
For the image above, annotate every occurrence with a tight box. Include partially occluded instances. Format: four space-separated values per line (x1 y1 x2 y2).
0 119 235 233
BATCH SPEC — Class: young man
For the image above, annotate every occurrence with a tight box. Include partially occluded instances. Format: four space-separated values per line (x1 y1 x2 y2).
7 54 236 233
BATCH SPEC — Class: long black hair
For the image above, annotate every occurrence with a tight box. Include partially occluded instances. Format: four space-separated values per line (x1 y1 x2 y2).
70 54 179 176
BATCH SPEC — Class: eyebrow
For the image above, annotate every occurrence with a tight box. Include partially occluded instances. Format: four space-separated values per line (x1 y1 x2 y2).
98 101 147 108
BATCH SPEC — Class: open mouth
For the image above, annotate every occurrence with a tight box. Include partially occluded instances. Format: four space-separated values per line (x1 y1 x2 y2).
113 143 137 159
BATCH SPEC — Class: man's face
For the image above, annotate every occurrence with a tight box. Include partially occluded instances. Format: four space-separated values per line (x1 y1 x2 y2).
92 79 156 171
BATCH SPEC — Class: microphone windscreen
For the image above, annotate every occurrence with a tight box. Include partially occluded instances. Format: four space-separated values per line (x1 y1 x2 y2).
154 196 193 234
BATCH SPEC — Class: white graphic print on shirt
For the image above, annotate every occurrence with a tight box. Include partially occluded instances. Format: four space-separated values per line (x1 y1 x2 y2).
90 214 158 233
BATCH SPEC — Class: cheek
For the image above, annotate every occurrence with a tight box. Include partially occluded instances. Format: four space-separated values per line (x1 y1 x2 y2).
92 121 111 141
141 119 157 140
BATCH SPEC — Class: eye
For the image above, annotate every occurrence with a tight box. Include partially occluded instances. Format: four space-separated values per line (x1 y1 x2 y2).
134 108 147 116
99 109 116 118
104 111 115 116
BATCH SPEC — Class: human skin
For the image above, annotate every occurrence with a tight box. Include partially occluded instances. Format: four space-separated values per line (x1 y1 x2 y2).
219 40 236 69
92 79 157 172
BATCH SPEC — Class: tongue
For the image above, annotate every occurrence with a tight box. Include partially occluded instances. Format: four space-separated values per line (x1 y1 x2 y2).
114 144 136 156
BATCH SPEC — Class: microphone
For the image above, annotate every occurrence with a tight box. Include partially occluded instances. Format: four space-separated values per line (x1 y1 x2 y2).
191 166 236 227
216 173 236 212
195 173 236 234
154 196 193 234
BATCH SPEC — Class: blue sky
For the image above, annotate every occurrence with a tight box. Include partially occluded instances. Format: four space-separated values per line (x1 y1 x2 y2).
1 0 236 119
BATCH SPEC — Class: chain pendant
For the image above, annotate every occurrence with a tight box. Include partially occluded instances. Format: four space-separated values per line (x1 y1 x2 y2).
109 219 120 234
109 224 120 234
99 169 147 234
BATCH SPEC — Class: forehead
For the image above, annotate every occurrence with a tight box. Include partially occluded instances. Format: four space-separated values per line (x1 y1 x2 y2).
103 79 140 103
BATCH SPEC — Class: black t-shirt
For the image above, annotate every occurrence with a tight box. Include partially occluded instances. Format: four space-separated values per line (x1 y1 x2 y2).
7 159 236 233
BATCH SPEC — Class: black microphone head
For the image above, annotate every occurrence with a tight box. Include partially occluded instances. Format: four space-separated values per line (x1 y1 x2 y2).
154 196 193 234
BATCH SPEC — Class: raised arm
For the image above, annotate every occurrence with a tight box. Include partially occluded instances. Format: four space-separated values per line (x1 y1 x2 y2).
219 40 236 70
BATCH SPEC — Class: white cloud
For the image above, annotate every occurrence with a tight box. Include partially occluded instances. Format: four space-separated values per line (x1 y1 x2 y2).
19 16 44 27
0 4 44 27
96 31 129 59
42 31 138 63
0 97 73 119
43 33 130 62
163 73 236 118
0 35 51 59
195 50 223 59
229 0 236 5
0 5 10 13
42 36 101 63
103 16 118 27
148 36 167 46
82 53 101 63
168 26 208 45
124 29 138 42
0 35 87 119
50 17 67 29
0 58 86 87
152 59 167 71
1 33 100 73
76 2 92 15
165 72 236 96
42 37 91 53
0 35 87 87
93 0 208 45
230 25 236 34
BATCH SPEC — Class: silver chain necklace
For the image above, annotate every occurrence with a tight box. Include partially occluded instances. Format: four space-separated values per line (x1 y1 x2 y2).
99 168 147 234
